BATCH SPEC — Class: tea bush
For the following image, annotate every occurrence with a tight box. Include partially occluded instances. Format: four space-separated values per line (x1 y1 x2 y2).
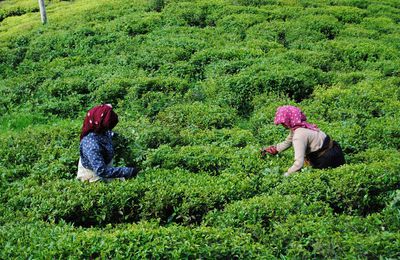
233 0 278 7
0 221 273 259
3 178 145 227
273 161 400 215
0 120 80 182
0 4 38 22
178 127 256 147
115 12 163 36
144 144 233 174
292 14 342 40
138 170 258 224
189 46 264 80
361 16 398 34
307 83 400 122
3 169 263 226
203 194 332 233
327 39 399 70
155 102 237 129
311 6 367 24
222 59 323 114
266 213 400 258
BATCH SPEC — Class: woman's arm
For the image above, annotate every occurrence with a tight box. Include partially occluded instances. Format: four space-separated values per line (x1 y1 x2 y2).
82 139 134 179
276 131 294 152
286 133 307 175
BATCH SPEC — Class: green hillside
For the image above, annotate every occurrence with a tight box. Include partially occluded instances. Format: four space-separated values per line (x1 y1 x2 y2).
1 0 399 258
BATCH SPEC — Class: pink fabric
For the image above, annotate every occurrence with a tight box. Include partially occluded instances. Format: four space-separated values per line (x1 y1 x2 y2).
274 105 319 131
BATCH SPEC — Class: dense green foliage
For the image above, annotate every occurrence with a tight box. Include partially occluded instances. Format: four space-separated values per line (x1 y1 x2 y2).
0 0 399 258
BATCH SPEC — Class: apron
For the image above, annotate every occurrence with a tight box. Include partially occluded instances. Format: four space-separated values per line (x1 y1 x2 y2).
76 158 125 182
306 135 346 169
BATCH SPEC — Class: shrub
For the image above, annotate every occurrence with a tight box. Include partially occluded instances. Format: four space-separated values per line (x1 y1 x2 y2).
0 73 45 112
138 170 258 224
273 161 400 215
143 144 233 174
277 49 336 72
296 14 342 40
367 3 400 21
0 120 80 182
24 31 79 62
349 148 400 164
162 1 229 28
361 17 398 34
248 92 293 142
203 194 332 234
0 5 38 23
0 221 273 259
308 6 367 24
233 0 279 7
37 95 87 118
3 169 260 226
133 39 196 72
147 0 165 12
338 24 380 39
155 102 237 129
307 83 400 123
334 0 372 9
362 116 400 150
380 190 400 231
37 76 90 98
217 13 266 39
127 76 189 99
374 59 400 77
189 47 264 80
116 76 190 118
268 213 400 258
327 39 398 70
114 12 162 36
246 21 287 44
92 77 135 106
4 179 146 227
222 59 323 114
179 127 257 147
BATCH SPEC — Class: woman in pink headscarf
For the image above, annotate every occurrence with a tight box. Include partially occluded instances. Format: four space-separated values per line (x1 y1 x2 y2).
261 105 345 176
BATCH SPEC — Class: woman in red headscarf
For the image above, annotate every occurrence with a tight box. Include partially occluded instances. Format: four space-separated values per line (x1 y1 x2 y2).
261 105 345 176
77 104 137 182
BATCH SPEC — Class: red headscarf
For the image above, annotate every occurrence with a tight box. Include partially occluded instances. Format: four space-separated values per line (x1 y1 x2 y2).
80 104 119 140
274 105 319 131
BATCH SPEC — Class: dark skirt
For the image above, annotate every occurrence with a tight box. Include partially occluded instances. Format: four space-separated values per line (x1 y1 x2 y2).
306 135 345 169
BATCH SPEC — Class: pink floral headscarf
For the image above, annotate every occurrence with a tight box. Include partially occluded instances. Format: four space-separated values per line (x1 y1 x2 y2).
274 105 319 131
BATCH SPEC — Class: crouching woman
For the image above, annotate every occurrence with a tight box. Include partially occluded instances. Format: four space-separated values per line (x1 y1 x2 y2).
261 105 345 177
77 104 137 182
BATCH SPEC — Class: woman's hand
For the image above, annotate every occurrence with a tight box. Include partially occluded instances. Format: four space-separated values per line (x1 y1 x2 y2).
124 167 139 178
266 146 278 155
261 146 278 157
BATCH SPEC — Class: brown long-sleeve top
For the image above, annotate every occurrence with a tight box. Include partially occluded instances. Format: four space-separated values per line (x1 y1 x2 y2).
276 128 327 174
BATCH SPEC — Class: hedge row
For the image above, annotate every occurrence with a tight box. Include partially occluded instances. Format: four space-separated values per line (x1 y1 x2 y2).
0 120 80 183
2 169 266 226
3 157 398 229
0 221 273 259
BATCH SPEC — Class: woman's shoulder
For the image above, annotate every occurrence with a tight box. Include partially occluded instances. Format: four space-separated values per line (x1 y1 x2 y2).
293 127 309 134
81 132 100 145
293 127 325 136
